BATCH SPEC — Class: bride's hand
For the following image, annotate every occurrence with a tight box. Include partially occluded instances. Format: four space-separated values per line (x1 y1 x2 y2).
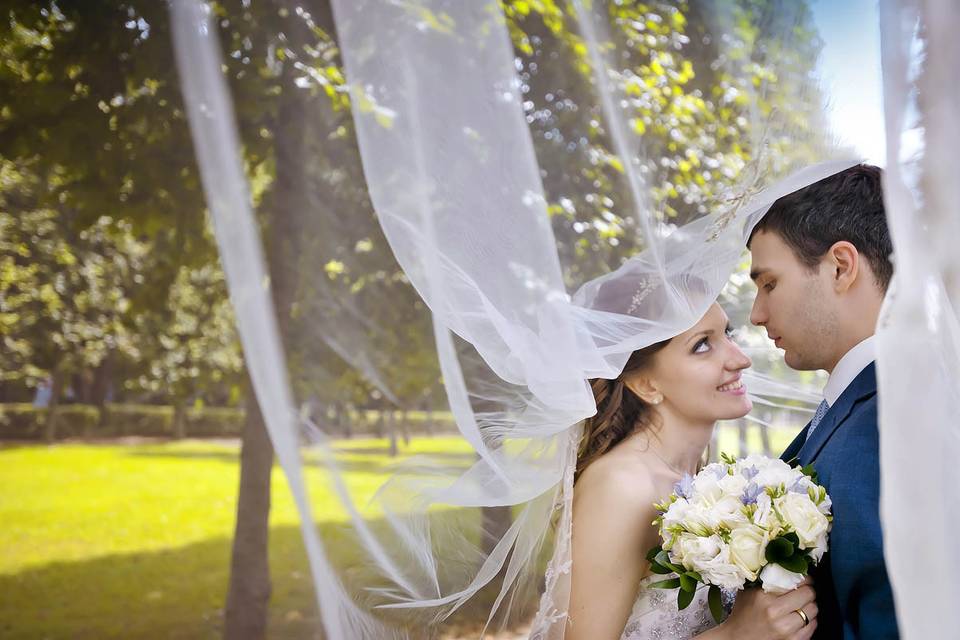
709 578 818 640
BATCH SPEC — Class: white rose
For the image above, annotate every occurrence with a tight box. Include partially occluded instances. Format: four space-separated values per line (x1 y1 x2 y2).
759 562 805 594
662 497 693 531
696 544 750 591
672 532 722 570
718 472 748 497
754 459 800 489
777 493 830 548
681 502 720 536
693 472 725 505
713 495 749 529
737 455 774 473
728 524 768 579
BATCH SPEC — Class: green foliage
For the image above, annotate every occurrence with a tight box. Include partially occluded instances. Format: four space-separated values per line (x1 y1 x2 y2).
0 402 245 438
504 0 831 286
132 262 243 406
0 163 147 387
0 0 832 413
765 530 811 573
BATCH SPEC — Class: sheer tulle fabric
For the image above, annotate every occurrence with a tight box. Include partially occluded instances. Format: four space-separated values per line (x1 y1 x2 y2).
166 0 941 637
877 1 960 638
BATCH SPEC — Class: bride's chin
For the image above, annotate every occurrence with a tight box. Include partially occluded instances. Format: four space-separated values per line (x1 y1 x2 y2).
717 399 752 420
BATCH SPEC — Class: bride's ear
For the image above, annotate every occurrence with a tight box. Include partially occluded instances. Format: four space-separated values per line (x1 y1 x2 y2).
623 372 663 405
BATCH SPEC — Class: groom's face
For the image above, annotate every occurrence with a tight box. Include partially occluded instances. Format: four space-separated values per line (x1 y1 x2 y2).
749 230 838 371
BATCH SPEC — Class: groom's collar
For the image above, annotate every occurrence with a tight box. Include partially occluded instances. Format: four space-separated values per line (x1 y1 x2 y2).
824 335 876 406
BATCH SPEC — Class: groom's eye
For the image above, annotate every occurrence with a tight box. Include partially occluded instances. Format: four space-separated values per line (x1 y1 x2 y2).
763 280 776 292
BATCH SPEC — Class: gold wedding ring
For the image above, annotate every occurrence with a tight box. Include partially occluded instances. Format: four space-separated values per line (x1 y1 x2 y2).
794 608 810 627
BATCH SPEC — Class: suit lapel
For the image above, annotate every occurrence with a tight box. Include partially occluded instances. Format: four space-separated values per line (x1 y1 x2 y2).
797 362 878 465
780 425 808 464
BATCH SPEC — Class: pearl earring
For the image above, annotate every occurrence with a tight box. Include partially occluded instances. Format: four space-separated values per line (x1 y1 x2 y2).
651 394 663 405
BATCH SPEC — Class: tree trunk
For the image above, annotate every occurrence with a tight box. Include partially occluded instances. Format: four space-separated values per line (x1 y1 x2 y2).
224 383 275 640
44 370 64 443
759 412 772 457
336 403 352 439
173 402 187 440
400 409 410 446
375 409 385 439
387 409 398 457
423 402 434 436
223 5 311 631
481 505 514 557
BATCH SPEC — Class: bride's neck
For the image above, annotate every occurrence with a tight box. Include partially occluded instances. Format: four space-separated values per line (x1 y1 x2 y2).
627 410 714 476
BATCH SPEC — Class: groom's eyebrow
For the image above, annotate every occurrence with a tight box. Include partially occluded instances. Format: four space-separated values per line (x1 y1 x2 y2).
749 267 769 282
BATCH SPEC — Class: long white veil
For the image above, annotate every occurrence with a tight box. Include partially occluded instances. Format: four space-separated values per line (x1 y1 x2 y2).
877 0 960 637
168 0 951 637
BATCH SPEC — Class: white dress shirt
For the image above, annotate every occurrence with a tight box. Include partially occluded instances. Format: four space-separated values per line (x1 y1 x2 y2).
823 335 877 406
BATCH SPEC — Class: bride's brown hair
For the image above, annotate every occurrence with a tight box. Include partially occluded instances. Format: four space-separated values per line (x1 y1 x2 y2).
575 273 714 481
575 339 670 481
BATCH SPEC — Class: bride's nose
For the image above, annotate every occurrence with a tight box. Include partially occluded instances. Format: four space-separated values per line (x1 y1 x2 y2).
726 342 752 370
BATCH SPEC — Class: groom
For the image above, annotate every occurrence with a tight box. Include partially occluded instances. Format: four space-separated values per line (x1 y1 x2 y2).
747 164 899 639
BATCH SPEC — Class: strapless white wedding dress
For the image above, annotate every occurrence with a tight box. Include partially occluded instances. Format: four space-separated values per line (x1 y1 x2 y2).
619 574 722 640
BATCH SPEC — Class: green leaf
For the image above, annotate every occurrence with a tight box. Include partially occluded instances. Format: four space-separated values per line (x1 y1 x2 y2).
708 585 724 623
678 572 697 592
649 578 681 590
765 535 796 563
649 562 673 575
655 549 685 574
776 554 810 574
800 464 820 483
678 585 696 610
646 545 663 563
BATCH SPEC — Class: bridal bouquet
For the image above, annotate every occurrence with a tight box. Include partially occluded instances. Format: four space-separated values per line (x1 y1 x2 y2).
646 453 832 622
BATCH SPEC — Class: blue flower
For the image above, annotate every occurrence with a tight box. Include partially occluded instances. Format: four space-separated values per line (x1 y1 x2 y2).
788 477 808 494
742 465 759 481
674 473 694 499
740 481 762 505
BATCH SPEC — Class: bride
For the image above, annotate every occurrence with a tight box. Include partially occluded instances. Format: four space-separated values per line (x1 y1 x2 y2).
568 301 818 640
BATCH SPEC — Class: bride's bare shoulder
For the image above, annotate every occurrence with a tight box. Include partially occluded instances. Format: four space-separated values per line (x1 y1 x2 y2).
573 450 667 516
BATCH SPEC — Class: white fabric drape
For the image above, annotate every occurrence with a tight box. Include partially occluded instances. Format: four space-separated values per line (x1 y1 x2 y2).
877 1 960 638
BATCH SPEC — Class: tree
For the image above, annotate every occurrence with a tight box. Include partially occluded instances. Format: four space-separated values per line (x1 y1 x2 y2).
0 161 146 438
0 0 833 635
134 261 243 437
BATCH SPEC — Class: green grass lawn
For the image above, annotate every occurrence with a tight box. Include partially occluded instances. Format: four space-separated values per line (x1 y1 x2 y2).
0 424 799 639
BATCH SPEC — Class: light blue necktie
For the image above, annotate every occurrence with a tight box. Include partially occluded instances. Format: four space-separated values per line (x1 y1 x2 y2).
805 400 830 442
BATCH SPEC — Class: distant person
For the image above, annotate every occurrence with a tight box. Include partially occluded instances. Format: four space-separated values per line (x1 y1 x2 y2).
32 376 53 409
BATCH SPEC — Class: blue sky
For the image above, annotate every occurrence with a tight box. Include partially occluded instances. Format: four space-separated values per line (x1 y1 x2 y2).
811 0 885 164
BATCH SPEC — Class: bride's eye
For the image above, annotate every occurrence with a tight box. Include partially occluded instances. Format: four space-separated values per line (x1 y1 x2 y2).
725 326 737 340
693 337 710 354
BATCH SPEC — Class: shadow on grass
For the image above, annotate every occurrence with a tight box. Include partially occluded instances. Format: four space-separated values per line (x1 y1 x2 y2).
0 513 542 640
123 447 477 477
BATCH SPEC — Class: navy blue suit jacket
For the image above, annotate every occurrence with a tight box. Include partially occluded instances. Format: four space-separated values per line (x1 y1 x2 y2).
780 363 899 639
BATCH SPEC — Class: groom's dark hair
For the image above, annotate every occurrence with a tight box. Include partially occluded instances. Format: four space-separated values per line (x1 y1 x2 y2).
748 164 893 292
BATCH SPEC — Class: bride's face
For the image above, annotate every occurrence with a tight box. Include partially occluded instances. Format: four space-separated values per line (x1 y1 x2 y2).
632 303 753 424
